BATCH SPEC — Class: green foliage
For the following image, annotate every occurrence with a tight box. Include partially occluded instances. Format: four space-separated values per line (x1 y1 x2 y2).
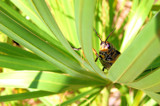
0 0 160 105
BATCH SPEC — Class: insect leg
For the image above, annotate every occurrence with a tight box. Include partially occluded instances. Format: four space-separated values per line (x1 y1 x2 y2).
92 48 99 62
72 47 86 58
72 47 81 51
95 57 98 62
102 67 105 71
73 47 99 62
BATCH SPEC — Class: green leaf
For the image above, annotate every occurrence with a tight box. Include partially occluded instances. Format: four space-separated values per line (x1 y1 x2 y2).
144 91 160 104
139 95 151 106
0 43 59 71
47 0 80 47
108 11 160 83
74 0 106 78
57 87 102 106
147 56 160 70
0 71 105 93
0 54 59 71
0 90 53 102
126 68 160 92
31 0 98 75
0 42 41 60
133 90 144 106
121 0 155 52
10 0 56 39
79 91 99 105
108 0 115 29
0 6 106 81
0 1 66 51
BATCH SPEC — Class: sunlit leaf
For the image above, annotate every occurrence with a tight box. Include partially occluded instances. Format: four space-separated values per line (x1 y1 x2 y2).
0 90 53 102
0 71 105 92
108 11 160 83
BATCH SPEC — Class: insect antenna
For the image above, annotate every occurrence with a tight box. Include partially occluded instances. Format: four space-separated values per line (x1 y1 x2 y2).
105 28 116 42
93 28 102 42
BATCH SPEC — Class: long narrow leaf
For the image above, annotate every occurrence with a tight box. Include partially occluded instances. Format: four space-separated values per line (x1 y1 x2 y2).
0 42 60 71
47 0 80 47
144 91 160 104
0 54 59 71
79 91 99 105
31 0 108 80
0 1 66 52
0 90 53 102
0 42 41 60
121 0 154 52
0 71 105 92
74 0 106 78
108 11 160 83
126 68 160 92
147 56 160 70
0 8 106 82
10 0 56 39
57 87 102 106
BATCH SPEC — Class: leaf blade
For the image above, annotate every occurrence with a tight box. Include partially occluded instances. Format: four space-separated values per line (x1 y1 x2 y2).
126 68 160 92
31 0 103 77
121 0 155 52
74 0 106 78
0 90 53 102
108 11 160 83
0 8 104 81
0 54 59 71
0 71 105 92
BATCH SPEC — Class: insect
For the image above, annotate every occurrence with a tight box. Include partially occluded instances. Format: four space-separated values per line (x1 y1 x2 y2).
72 28 120 71
93 28 120 71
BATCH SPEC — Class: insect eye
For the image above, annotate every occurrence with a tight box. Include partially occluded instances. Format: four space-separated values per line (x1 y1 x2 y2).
107 44 110 49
